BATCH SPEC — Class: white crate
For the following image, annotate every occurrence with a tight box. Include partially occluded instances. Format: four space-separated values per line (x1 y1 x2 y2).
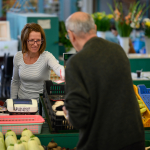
0 21 11 41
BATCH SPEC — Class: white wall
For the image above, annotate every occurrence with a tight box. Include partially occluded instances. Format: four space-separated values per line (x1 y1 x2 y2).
64 0 71 20
81 0 93 14
100 0 112 14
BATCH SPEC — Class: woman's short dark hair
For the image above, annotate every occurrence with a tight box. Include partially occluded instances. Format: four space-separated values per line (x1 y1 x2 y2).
21 23 46 54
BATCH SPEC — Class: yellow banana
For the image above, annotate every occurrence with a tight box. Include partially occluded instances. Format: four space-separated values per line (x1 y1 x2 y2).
140 108 147 114
139 104 145 108
138 100 143 104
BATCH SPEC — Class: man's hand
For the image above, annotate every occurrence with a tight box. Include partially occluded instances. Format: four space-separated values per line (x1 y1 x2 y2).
62 106 69 120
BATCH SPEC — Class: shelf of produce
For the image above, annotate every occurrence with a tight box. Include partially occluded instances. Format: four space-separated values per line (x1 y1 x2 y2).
16 122 79 148
34 93 79 148
39 123 79 147
14 122 150 148
22 87 150 148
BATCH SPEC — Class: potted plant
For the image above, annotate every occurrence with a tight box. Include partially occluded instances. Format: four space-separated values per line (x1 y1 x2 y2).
142 18 150 54
91 12 113 39
107 1 149 54
59 21 73 55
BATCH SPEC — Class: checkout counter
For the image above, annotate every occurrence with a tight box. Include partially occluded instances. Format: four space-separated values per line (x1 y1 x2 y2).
37 94 79 148
1 53 150 148
128 54 150 73
128 54 150 88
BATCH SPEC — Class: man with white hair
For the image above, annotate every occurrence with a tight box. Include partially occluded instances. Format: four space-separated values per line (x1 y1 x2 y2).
63 12 145 150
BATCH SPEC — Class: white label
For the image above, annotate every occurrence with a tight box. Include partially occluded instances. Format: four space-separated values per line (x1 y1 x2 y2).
14 107 30 112
38 19 51 29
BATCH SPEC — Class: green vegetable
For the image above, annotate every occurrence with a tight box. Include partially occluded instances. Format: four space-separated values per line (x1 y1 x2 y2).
140 108 147 114
0 132 4 139
29 135 41 145
22 141 28 150
28 139 40 150
21 129 33 138
0 137 5 150
5 130 17 141
7 144 14 150
59 21 73 52
20 136 29 142
0 136 4 143
5 135 17 148
138 100 143 104
139 104 145 108
14 141 26 150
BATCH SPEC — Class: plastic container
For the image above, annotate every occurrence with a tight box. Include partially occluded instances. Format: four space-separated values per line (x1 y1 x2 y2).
133 84 150 127
137 84 150 110
0 115 45 134
133 39 145 53
42 80 78 133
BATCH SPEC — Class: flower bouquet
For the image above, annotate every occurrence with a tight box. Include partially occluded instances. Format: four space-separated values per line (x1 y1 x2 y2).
91 12 113 32
107 1 149 54
143 18 150 38
91 12 113 38
142 18 150 54
107 1 148 37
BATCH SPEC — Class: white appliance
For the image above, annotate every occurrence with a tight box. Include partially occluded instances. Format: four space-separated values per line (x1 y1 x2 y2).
5 99 38 115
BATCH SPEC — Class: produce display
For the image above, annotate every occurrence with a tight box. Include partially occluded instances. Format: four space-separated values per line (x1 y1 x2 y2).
137 97 147 114
0 135 5 150
0 128 44 150
47 139 76 150
0 128 76 150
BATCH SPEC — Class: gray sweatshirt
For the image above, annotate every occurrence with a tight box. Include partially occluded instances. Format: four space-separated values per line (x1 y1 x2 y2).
11 51 64 101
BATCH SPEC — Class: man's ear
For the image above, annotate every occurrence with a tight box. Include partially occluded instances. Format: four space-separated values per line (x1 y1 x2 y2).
68 30 76 42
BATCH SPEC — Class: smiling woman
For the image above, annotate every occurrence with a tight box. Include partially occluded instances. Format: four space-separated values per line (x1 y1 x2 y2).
10 23 65 103
24 31 42 64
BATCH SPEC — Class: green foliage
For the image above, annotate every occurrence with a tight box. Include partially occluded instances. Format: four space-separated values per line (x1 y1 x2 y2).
145 27 150 38
143 19 150 38
91 12 113 32
115 21 132 37
107 0 150 37
59 21 73 52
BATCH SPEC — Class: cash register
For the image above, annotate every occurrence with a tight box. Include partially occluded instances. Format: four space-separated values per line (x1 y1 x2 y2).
4 99 38 115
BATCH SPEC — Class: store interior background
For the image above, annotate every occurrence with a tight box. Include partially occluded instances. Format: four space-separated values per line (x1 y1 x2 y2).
0 0 150 99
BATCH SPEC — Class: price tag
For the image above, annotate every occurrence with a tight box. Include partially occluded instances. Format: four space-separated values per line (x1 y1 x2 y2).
14 107 30 112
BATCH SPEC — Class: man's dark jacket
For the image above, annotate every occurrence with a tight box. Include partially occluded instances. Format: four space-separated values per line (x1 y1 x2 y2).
65 37 145 150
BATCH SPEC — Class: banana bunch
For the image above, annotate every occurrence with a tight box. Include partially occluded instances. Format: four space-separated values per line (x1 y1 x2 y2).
137 99 147 114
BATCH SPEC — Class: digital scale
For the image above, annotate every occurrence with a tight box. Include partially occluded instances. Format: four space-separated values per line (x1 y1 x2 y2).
5 99 38 115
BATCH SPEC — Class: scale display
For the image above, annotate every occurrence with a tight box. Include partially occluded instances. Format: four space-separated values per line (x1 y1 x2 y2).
13 99 32 105
63 53 75 68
